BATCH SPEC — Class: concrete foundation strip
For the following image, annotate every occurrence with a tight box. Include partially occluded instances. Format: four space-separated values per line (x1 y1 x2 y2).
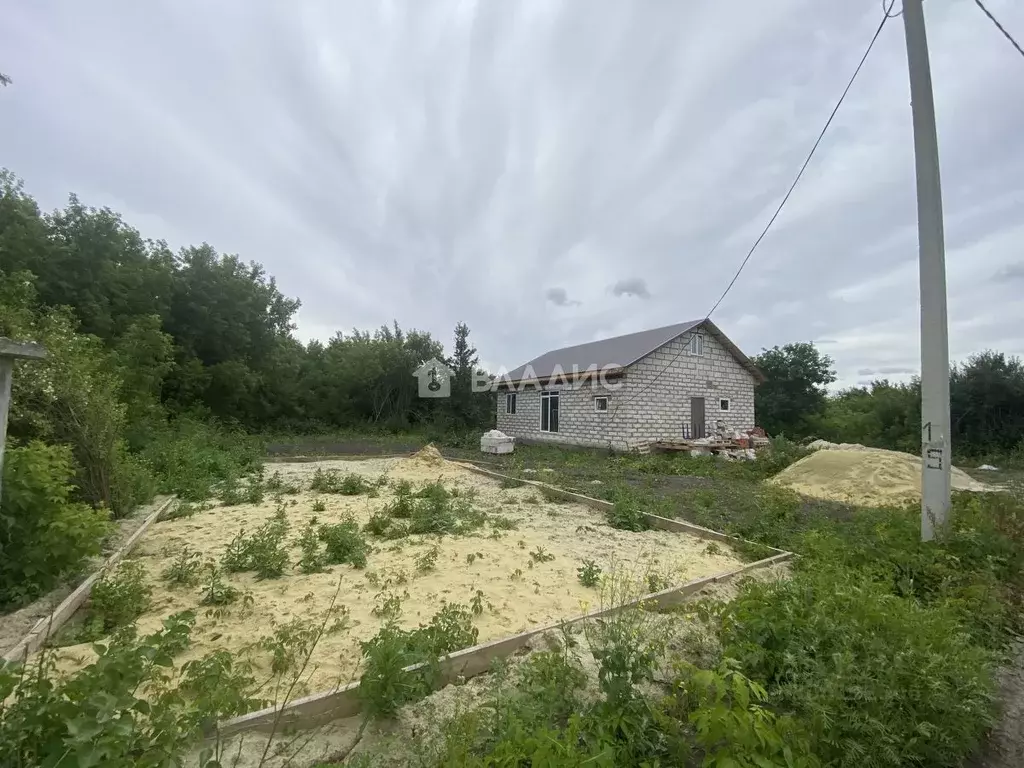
215 462 793 738
2 495 177 663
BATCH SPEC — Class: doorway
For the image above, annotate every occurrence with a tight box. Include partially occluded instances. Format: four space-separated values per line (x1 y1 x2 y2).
690 397 706 439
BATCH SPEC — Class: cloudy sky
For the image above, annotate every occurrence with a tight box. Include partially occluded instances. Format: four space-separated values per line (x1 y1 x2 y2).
3 1 1023 387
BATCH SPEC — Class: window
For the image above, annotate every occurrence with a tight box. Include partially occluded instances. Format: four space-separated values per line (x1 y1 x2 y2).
594 396 608 412
505 392 517 415
719 398 730 412
688 333 704 356
540 391 560 432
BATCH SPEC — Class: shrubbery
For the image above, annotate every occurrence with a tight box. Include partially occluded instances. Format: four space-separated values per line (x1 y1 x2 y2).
0 442 110 611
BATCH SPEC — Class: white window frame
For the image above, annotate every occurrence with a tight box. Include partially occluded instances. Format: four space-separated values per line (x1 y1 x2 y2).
719 398 731 412
540 390 560 433
594 396 609 412
688 333 704 356
505 392 517 415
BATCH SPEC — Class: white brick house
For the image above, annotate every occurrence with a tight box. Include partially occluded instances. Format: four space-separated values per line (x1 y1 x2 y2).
495 319 763 451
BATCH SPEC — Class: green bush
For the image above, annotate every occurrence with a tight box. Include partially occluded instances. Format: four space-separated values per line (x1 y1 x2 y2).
717 567 996 767
0 612 264 767
90 560 153 633
319 517 369 568
0 442 110 610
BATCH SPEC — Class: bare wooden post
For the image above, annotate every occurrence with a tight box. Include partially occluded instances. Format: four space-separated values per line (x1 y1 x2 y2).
0 338 48 504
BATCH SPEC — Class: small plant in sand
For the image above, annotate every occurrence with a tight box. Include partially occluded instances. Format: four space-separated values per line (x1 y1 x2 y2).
296 519 327 573
703 541 723 556
218 476 245 506
577 559 602 588
271 500 289 526
509 568 524 581
646 573 669 594
200 564 240 606
364 508 394 537
606 495 649 532
500 477 525 490
524 494 540 505
220 521 289 579
311 498 327 513
470 589 485 616
490 515 519 531
529 546 555 564
161 500 208 521
517 540 526 549
319 516 369 568
372 592 404 620
465 552 483 565
256 615 347 676
415 544 440 574
161 546 203 587
359 601 479 717
244 469 266 505
90 560 153 633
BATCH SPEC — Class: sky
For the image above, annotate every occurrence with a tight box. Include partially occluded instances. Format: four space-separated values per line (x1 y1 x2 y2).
2 0 1023 388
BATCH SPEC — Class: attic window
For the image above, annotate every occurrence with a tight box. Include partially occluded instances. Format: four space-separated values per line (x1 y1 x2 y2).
688 333 704 356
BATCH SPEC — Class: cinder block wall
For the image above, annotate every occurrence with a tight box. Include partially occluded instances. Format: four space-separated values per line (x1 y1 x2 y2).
495 328 757 451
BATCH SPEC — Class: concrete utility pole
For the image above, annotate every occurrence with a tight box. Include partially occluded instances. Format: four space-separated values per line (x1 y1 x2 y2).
902 0 951 541
0 338 47 505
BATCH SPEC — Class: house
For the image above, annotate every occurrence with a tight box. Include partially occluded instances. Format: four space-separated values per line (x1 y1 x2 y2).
494 319 764 451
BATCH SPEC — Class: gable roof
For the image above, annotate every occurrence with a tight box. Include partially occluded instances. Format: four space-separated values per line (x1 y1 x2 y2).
502 319 765 384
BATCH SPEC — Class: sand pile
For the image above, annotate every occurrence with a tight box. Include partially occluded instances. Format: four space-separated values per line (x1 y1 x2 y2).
410 444 444 466
771 445 990 506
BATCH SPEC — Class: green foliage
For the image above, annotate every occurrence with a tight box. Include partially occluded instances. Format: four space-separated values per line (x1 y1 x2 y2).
716 566 996 767
605 493 649 532
309 468 372 495
311 497 327 512
160 546 202 587
753 342 836 438
528 546 554 564
0 442 110 610
364 508 395 537
296 518 327 573
90 560 153 634
219 519 289 579
0 612 266 767
199 564 239 607
255 616 343 676
359 601 479 717
577 559 602 587
415 544 441 574
319 517 369 568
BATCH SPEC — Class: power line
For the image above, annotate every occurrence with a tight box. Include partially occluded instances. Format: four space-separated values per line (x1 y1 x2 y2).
973 0 1024 61
705 3 895 319
606 4 896 428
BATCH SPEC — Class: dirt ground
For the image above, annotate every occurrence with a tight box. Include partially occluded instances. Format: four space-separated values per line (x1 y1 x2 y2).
43 455 743 698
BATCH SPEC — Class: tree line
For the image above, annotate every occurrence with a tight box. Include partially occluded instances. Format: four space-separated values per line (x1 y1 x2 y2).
753 342 1024 459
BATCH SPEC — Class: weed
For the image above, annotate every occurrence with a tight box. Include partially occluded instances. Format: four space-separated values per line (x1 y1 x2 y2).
296 519 327 573
364 508 394 537
311 498 327 513
509 568 524 581
309 468 371 495
466 552 478 565
490 515 519 530
219 521 289 579
517 539 526 549
646 573 669 594
606 494 649 532
199 564 239 606
415 544 440 574
577 559 602 587
500 477 525 490
161 546 203 587
529 546 555 564
524 495 540 505
256 617 323 676
703 541 724 556
161 501 205 522
470 590 485 616
90 560 153 633
319 516 369 568
372 592 404 621
244 469 265 505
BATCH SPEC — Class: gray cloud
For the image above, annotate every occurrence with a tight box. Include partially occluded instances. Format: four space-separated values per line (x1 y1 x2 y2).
857 366 917 376
1 1 1022 381
610 277 651 299
994 262 1024 281
544 287 579 306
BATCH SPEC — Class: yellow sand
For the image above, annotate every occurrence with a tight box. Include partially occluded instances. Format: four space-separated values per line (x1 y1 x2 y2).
770 443 990 506
47 456 743 696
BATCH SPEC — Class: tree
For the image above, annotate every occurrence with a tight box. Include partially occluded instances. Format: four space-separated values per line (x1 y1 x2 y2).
950 351 1024 454
753 343 836 438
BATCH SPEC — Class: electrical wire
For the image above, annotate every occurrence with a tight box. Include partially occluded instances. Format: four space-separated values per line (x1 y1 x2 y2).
606 2 896 427
973 0 1024 61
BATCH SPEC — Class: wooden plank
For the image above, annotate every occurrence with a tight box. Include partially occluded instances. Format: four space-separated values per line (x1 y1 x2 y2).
214 548 792 737
2 495 176 663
